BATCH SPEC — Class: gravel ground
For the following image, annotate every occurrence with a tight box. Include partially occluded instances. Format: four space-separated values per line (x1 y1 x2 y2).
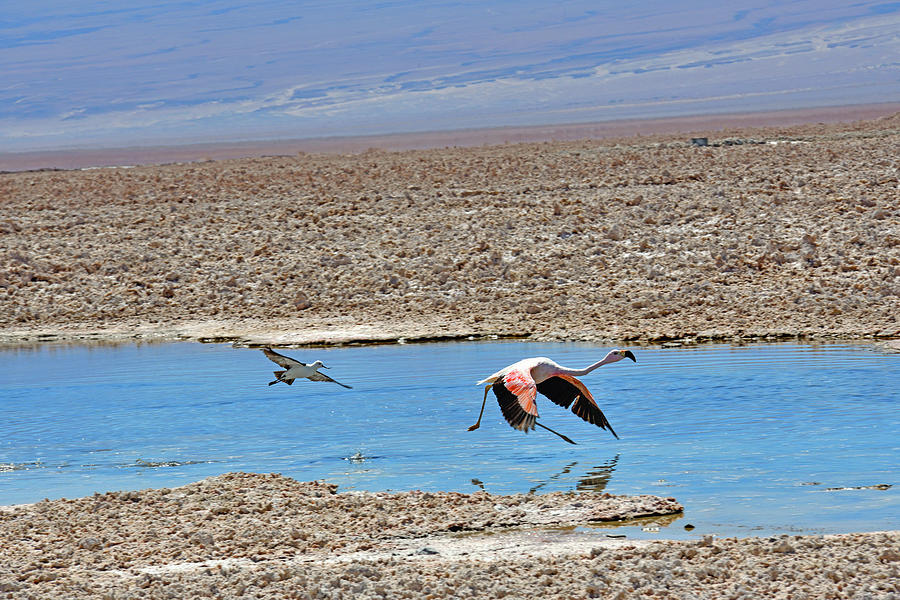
1 112 898 347
1 473 897 600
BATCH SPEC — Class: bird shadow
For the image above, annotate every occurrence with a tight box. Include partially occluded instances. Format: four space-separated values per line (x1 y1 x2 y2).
526 454 620 495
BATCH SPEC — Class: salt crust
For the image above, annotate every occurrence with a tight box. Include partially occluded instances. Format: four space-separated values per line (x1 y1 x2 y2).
0 473 897 599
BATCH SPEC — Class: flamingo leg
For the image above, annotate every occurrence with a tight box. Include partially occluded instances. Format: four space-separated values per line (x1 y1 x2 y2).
535 421 577 445
467 385 492 431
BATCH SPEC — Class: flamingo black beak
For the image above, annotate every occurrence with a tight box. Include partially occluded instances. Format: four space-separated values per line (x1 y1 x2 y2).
623 350 636 362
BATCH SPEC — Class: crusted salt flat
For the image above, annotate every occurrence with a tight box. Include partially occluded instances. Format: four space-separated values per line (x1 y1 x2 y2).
1 473 897 599
2 113 899 347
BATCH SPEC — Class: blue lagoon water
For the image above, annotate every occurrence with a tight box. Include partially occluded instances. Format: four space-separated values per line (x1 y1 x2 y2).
1 341 897 540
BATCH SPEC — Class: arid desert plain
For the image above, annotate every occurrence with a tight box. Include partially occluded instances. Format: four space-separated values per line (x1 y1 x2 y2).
1 109 899 598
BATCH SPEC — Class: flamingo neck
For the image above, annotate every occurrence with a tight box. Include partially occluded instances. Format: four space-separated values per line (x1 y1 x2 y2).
555 353 617 377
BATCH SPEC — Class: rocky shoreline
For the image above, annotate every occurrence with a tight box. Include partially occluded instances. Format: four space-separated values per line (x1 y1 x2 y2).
1 473 897 599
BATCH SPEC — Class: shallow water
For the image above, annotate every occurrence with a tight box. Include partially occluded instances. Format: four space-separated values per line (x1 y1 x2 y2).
1 340 897 540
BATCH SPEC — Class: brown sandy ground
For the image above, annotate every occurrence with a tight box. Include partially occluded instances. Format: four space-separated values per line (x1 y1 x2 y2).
1 113 899 347
1 473 897 600
3 112 899 599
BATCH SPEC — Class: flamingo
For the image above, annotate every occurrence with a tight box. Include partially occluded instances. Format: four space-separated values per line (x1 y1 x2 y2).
261 347 352 388
468 349 635 444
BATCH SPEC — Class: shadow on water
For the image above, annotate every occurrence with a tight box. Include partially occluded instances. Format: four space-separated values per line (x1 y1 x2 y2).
576 456 619 493
1 340 898 539
524 456 619 495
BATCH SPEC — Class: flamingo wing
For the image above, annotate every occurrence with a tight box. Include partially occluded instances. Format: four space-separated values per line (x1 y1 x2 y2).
538 375 618 439
492 368 539 431
536 376 581 408
262 347 303 369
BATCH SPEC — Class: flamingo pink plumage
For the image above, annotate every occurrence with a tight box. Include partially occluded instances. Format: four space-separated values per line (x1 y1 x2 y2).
468 349 636 444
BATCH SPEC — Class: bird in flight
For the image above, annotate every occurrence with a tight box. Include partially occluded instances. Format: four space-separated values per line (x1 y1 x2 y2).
468 349 635 444
261 347 352 388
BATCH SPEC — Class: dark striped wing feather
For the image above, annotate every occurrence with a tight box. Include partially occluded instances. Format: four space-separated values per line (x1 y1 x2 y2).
492 380 537 432
537 376 619 439
536 377 580 408
308 371 352 389
571 396 618 439
262 347 302 369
